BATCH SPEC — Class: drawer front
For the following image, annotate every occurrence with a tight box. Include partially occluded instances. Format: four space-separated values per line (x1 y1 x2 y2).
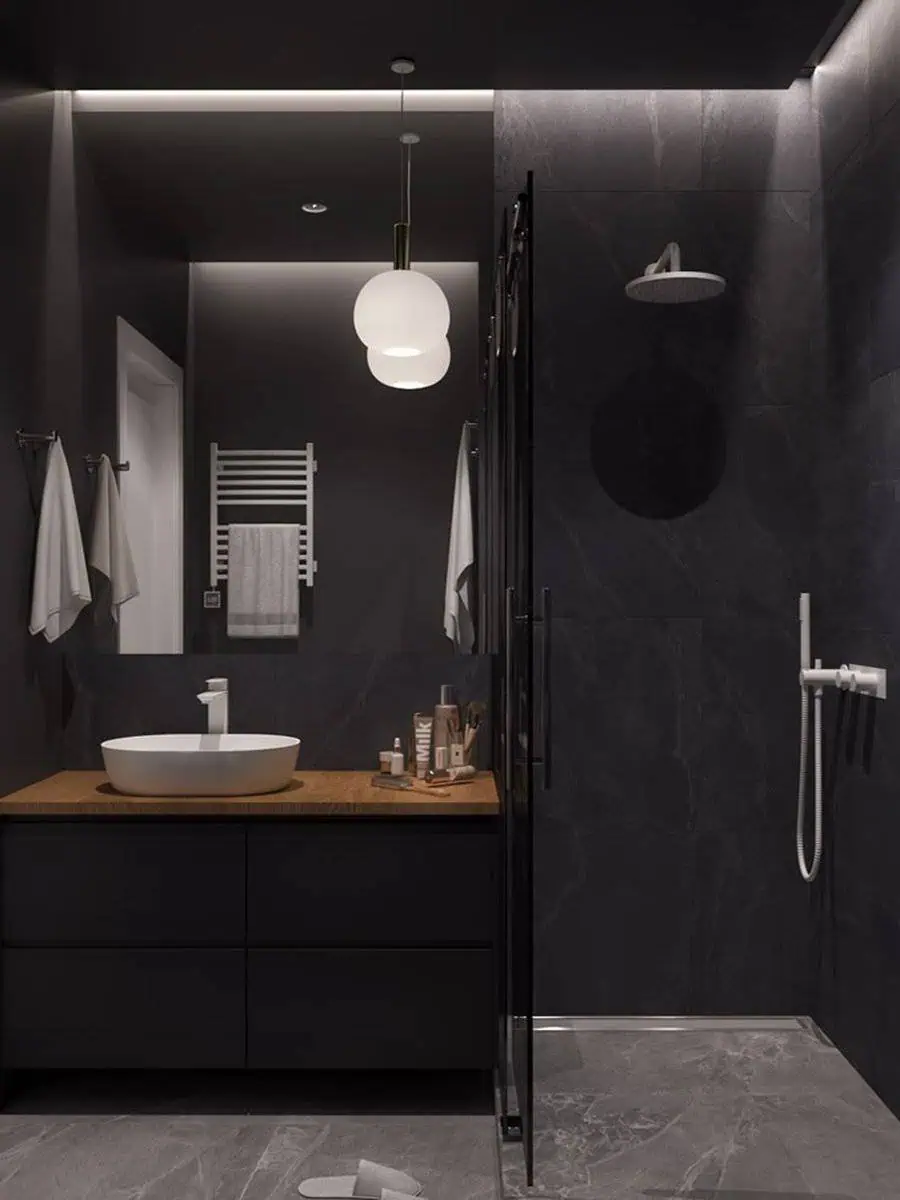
247 948 495 1069
1 822 245 946
247 824 497 946
2 949 245 1068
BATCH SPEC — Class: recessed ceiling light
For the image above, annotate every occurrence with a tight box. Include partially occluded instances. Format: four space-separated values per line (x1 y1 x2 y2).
302 202 328 214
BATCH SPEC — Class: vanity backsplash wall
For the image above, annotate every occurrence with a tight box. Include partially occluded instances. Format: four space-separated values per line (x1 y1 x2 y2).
186 262 480 655
62 652 492 771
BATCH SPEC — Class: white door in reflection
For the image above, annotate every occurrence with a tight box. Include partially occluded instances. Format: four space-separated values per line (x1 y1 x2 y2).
116 317 184 654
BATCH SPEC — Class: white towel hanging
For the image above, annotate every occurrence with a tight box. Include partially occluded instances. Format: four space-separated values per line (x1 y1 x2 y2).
227 524 300 638
89 454 139 622
29 439 92 642
444 423 475 653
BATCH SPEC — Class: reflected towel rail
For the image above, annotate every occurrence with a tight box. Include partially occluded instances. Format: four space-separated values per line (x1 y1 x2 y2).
209 441 317 589
16 429 58 448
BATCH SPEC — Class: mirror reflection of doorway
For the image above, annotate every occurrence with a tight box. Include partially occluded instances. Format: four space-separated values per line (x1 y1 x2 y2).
116 317 184 654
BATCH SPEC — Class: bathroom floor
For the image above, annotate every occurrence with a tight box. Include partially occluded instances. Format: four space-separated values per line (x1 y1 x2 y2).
0 1071 499 1200
501 1022 900 1199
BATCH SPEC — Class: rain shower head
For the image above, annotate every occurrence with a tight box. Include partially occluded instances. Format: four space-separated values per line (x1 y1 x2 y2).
625 242 726 304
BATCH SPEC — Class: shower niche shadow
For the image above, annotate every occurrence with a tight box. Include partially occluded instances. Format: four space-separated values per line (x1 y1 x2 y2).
590 355 726 520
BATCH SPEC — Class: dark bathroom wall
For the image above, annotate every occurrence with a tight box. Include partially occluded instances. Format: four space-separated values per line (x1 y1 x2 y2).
186 262 479 654
63 651 492 772
497 86 822 1014
812 0 900 1115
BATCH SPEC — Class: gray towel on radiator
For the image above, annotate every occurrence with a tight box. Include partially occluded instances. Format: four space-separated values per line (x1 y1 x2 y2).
227 524 300 638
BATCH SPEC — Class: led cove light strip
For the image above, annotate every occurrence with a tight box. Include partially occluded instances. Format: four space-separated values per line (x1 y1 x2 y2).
72 89 494 113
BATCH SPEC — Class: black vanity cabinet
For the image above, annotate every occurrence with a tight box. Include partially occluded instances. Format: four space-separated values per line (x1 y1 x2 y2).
0 818 498 1071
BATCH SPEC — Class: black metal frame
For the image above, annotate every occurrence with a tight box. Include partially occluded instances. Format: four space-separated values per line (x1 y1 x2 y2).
485 174 543 1187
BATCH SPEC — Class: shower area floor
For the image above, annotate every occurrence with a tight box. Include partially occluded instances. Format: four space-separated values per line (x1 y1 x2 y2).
501 1019 900 1200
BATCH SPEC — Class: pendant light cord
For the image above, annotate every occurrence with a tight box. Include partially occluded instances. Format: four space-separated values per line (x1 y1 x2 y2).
399 76 411 227
391 59 415 269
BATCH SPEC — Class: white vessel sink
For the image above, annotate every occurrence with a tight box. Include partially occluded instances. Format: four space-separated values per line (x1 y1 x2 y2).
101 733 300 797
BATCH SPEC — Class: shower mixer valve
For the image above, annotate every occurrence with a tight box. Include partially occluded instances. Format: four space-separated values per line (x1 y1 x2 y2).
799 662 887 698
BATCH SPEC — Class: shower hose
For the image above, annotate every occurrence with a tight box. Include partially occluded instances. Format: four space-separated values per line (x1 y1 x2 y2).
796 666 823 883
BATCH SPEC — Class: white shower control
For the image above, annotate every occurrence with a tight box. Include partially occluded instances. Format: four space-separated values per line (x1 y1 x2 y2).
796 593 888 885
800 663 887 699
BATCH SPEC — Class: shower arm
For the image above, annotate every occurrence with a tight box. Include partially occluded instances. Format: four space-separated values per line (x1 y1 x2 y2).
644 242 682 277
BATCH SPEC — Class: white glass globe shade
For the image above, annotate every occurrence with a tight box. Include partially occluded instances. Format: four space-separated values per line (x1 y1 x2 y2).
367 337 450 389
354 269 450 357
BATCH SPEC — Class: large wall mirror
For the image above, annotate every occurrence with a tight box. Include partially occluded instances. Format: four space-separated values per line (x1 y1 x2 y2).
72 93 493 654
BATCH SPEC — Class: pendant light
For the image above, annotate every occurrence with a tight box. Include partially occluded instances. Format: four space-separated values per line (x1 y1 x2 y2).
353 59 450 358
367 336 450 389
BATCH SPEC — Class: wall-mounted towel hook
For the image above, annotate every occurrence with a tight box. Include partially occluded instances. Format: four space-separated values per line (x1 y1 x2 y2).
16 429 58 449
84 455 130 474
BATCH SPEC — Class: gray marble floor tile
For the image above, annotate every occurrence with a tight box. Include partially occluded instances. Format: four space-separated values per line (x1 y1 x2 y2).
0 1110 497 1200
505 1029 900 1200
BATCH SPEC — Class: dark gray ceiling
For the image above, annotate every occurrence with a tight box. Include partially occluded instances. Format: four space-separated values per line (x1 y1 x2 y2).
75 110 494 263
10 0 855 89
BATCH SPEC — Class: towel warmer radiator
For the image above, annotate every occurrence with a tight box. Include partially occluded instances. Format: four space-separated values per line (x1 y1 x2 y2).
209 441 317 591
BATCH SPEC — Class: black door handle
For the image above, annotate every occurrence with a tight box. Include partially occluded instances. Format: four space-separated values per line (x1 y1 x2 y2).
505 586 515 786
540 586 552 789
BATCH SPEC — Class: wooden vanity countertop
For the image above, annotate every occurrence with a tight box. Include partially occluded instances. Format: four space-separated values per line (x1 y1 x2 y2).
0 770 500 817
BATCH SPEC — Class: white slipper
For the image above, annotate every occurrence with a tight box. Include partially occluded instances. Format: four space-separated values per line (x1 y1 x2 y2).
298 1161 423 1199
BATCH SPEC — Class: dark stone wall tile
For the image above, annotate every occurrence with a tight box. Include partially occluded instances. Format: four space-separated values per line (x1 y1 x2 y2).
535 617 701 1014
816 372 900 636
693 617 816 1014
870 250 900 380
536 614 812 1016
536 402 816 624
701 82 820 192
867 0 900 126
813 2 871 184
63 651 492 772
815 17 900 1119
821 101 900 397
534 191 814 424
811 624 900 1112
502 87 820 1019
495 90 702 193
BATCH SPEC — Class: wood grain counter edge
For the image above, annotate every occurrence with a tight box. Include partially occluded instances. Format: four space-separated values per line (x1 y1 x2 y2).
0 770 500 817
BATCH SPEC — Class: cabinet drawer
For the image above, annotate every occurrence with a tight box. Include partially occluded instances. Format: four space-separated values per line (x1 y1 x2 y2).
247 823 497 946
2 949 245 1068
247 948 495 1069
0 822 245 945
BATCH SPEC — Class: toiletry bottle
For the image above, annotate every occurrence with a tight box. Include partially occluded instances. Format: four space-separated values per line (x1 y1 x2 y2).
413 712 434 779
390 736 405 776
432 685 460 774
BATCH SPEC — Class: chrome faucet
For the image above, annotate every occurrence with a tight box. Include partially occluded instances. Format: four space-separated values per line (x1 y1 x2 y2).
197 677 229 735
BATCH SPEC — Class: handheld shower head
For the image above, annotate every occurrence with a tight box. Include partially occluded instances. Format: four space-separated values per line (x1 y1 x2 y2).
625 242 726 304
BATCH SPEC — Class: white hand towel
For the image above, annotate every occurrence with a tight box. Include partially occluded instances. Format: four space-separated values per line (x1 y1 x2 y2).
443 423 475 653
28 438 92 643
88 454 139 622
227 524 300 639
